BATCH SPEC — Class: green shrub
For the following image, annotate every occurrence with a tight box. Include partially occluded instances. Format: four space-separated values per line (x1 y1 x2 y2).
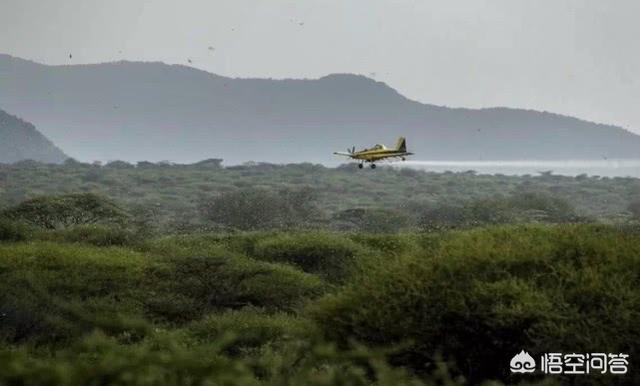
188 309 318 354
0 331 261 386
219 232 281 256
144 250 326 323
506 191 583 223
0 331 467 386
0 242 149 345
0 282 61 344
139 232 277 259
44 224 140 246
348 233 420 257
310 224 640 384
0 219 31 241
139 234 229 257
202 187 323 230
253 233 366 282
1 193 130 229
417 193 585 231
418 200 513 230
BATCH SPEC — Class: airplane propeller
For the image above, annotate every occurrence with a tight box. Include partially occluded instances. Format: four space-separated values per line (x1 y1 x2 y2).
347 146 355 154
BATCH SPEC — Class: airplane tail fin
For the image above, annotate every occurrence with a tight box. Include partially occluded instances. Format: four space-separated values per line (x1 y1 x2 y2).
395 137 407 152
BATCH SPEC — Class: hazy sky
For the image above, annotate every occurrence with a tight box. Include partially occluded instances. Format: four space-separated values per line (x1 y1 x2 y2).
2 0 639 133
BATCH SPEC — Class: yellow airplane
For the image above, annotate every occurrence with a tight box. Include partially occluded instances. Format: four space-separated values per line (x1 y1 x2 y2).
334 137 414 169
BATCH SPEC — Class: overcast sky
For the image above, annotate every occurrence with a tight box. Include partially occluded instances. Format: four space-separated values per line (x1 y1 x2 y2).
2 0 639 133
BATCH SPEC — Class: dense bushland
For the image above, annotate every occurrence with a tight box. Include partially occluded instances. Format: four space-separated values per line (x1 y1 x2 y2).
144 253 326 323
1 193 129 229
418 192 587 230
0 242 149 345
202 186 324 230
0 188 616 238
252 233 368 281
0 219 31 241
311 225 640 384
0 165 637 384
1 161 639 232
1 224 637 385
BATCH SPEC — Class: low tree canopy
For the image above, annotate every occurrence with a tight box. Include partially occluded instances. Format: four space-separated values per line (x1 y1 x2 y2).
1 193 129 229
202 187 322 230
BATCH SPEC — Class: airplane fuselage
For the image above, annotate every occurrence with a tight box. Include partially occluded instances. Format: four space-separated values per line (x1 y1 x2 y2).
349 148 412 162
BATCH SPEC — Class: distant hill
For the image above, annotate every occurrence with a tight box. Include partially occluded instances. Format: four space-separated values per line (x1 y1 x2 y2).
0 108 67 164
1 53 639 164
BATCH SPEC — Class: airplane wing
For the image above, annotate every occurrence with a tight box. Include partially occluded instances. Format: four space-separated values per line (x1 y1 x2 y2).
376 152 413 159
333 152 354 157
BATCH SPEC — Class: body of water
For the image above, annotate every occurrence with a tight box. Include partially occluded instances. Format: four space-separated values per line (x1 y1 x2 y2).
399 159 640 178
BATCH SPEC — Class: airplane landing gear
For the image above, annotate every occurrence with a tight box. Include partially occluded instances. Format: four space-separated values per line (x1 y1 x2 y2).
358 163 363 169
401 157 406 161
370 164 376 169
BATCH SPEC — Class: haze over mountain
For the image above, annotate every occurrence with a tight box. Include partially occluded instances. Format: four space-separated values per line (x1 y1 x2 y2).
1 54 639 164
0 107 67 164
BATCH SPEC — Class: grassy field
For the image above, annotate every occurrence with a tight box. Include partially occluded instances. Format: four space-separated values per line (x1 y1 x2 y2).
1 223 639 385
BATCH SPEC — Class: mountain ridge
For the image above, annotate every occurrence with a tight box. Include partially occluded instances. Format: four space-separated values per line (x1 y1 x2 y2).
0 107 67 164
1 53 639 163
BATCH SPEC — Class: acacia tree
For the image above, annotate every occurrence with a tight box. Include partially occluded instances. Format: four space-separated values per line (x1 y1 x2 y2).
506 191 579 223
202 187 321 230
1 193 129 229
